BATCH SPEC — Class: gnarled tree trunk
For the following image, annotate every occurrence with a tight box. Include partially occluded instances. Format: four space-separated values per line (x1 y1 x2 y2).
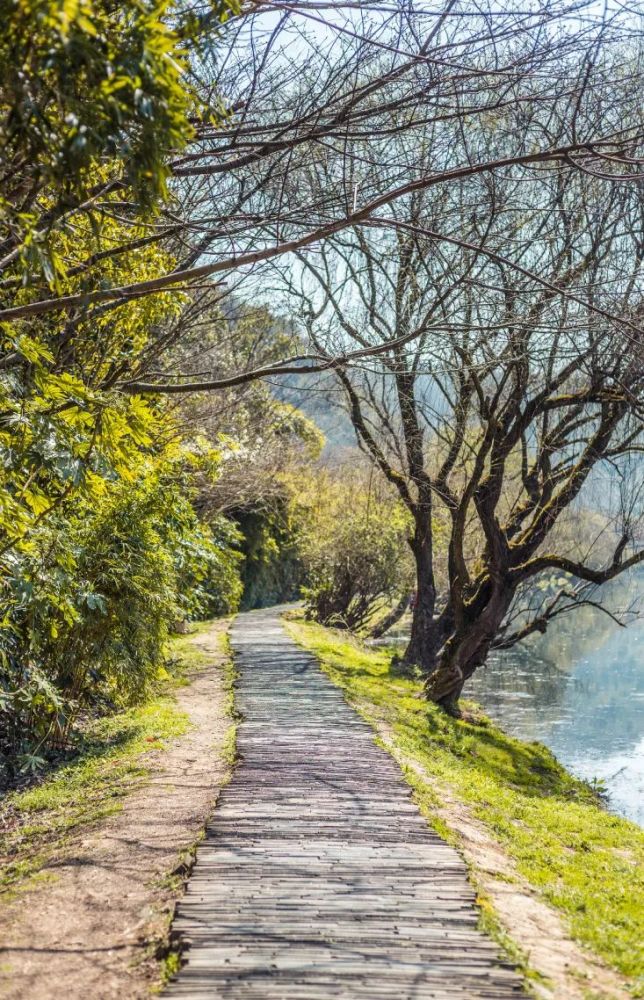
369 591 411 640
424 585 514 714
402 506 440 673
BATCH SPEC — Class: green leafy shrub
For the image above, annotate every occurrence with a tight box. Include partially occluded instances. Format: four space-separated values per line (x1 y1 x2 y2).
0 0 238 277
234 495 305 611
299 469 413 631
0 0 243 787
174 512 243 620
0 461 241 782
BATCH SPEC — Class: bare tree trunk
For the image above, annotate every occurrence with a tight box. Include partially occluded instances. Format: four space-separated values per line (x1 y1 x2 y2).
424 639 484 714
402 511 439 672
369 591 410 640
424 587 513 714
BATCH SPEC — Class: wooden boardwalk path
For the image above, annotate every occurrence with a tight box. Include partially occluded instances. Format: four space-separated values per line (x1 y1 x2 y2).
165 608 526 999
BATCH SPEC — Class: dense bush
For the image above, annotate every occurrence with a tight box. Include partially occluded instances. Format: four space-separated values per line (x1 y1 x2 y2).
0 0 246 786
234 496 304 611
0 461 241 781
300 470 413 632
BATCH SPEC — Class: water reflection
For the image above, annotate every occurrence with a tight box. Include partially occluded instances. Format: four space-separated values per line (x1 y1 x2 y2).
468 616 644 825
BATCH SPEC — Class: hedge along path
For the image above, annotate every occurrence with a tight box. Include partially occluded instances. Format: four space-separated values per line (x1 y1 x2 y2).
165 607 527 999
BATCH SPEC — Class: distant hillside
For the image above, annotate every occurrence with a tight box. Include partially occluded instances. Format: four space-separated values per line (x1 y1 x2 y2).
272 371 359 455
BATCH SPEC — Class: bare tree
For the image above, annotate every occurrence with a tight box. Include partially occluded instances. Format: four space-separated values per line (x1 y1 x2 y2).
3 0 643 586
160 298 322 513
284 128 644 712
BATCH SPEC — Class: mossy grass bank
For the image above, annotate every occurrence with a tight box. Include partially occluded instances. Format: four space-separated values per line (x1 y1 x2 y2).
0 621 221 897
285 616 644 997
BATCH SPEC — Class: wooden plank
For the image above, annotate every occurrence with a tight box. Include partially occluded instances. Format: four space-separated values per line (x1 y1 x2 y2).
165 608 527 999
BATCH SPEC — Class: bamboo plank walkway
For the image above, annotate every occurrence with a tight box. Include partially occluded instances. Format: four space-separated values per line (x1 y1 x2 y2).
165 608 526 999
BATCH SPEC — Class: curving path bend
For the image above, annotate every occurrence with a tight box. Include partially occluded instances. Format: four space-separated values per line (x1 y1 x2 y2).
165 607 526 999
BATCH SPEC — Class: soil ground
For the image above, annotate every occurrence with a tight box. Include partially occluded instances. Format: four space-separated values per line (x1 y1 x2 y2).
0 621 229 1000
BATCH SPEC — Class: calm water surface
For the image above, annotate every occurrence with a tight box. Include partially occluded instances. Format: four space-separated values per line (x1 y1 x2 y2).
468 612 644 825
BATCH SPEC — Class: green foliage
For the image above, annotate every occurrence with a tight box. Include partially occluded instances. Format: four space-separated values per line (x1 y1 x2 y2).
0 0 245 787
298 469 413 631
0 153 242 781
0 0 238 279
2 0 189 189
287 618 644 993
0 456 241 781
235 495 304 611
0 150 248 790
0 220 246 780
0 204 185 552
0 621 214 893
175 511 242 619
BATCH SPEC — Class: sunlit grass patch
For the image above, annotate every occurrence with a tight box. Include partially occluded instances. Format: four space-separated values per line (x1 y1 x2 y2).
168 620 225 676
286 617 644 994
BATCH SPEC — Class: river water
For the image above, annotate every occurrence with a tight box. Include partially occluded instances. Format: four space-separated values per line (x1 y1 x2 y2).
467 611 644 825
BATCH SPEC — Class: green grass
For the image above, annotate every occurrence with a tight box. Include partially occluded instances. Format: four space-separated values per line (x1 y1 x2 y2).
0 622 217 896
285 617 644 996
168 621 221 674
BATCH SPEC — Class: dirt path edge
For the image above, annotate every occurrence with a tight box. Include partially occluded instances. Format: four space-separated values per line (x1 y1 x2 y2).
0 620 231 1000
382 732 632 1000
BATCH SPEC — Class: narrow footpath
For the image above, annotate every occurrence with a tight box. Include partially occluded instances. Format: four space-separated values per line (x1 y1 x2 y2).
165 608 526 999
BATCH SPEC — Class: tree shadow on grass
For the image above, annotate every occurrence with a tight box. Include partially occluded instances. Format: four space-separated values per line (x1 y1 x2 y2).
409 703 599 804
1 723 141 798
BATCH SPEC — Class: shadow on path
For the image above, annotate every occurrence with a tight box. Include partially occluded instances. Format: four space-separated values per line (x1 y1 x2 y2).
165 608 526 999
